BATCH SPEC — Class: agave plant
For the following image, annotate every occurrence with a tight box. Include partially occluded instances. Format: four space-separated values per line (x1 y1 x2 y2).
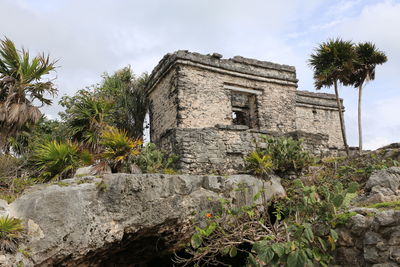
0 215 24 253
31 140 89 181
99 126 142 173
0 37 57 152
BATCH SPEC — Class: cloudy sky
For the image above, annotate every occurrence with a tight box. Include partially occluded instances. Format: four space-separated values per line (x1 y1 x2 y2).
1 0 399 149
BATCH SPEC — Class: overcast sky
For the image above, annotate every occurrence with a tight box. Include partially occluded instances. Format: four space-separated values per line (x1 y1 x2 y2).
1 0 399 149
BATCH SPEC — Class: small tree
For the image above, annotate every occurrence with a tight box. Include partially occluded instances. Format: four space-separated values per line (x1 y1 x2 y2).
347 42 387 153
309 39 355 155
97 68 149 139
0 37 57 152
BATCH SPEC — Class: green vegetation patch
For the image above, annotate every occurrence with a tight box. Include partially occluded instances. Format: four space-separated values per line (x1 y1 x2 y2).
367 200 400 210
245 136 313 177
334 212 358 226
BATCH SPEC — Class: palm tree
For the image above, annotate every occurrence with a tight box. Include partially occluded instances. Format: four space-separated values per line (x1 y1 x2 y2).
346 42 387 154
0 37 57 152
98 67 149 139
309 39 355 155
60 90 112 153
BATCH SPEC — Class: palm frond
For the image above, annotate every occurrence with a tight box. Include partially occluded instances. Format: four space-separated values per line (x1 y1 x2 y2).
0 37 57 151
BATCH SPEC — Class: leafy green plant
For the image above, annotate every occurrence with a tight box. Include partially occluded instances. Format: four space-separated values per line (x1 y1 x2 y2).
134 143 179 174
177 180 359 267
249 136 313 175
30 140 90 181
245 151 273 176
99 126 142 173
8 117 66 156
0 215 24 253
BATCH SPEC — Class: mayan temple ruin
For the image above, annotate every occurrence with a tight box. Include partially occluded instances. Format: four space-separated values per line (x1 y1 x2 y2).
145 50 345 174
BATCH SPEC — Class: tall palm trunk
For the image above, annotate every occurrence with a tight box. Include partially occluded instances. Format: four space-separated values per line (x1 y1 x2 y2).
358 83 364 154
334 80 350 156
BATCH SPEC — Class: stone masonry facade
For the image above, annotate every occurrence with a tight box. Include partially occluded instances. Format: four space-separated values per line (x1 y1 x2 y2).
146 51 344 174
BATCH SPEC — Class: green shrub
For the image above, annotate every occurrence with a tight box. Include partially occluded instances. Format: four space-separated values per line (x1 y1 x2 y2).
0 176 39 204
134 143 179 174
318 149 399 188
245 151 273 176
30 140 87 181
256 136 313 175
0 216 24 253
99 126 142 173
0 155 20 178
177 180 359 267
0 155 38 203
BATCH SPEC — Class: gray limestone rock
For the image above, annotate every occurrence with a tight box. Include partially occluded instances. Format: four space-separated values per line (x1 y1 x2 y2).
2 173 284 266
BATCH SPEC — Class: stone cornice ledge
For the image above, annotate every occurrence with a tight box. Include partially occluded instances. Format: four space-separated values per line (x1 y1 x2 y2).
146 50 298 94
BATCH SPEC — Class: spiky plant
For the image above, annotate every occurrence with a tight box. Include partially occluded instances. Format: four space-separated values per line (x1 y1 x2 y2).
60 91 112 153
244 151 273 176
0 215 24 253
31 140 85 181
0 37 57 152
99 126 142 172
309 38 356 155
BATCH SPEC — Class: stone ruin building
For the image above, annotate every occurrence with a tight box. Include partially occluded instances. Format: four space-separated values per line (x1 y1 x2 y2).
145 50 344 174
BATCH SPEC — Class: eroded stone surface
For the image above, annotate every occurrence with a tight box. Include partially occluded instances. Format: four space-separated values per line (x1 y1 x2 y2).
2 173 284 267
335 167 400 266
356 167 400 205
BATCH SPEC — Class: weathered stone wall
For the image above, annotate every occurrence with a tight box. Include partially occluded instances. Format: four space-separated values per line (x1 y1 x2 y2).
148 69 179 142
296 91 344 148
176 64 297 133
146 51 346 171
147 51 299 143
336 210 400 267
159 126 332 174
176 65 232 129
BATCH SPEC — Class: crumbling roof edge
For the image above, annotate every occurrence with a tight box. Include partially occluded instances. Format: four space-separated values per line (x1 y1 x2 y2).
146 50 297 93
296 90 344 110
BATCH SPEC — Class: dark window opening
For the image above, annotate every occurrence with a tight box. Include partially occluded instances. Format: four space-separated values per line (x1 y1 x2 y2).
232 110 250 126
231 91 258 128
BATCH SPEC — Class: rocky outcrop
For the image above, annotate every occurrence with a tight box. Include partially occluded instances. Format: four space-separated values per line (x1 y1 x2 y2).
336 210 400 267
336 167 400 266
357 167 400 204
0 173 285 266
